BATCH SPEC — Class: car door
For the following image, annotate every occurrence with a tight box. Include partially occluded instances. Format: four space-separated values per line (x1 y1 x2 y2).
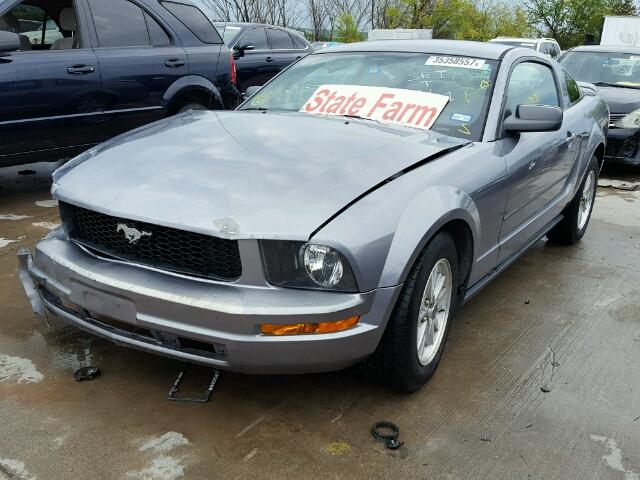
84 0 186 140
232 26 275 92
265 27 301 72
160 1 226 107
0 1 102 167
497 60 571 260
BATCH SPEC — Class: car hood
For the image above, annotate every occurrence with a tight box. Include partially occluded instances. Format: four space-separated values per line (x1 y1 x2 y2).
595 86 640 114
53 111 468 240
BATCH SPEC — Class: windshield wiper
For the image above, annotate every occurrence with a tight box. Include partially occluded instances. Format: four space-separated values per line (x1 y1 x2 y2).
593 82 640 89
242 107 268 111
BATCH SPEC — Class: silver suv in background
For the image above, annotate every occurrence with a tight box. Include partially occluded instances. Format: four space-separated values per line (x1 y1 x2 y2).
488 37 562 59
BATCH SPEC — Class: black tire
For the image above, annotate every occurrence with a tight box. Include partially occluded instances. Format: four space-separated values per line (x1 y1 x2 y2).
176 103 208 114
547 155 598 245
360 231 460 392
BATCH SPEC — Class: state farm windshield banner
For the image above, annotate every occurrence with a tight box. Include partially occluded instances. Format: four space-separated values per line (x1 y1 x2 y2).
300 85 450 130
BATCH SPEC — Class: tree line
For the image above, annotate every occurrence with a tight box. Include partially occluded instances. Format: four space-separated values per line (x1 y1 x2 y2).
199 0 637 48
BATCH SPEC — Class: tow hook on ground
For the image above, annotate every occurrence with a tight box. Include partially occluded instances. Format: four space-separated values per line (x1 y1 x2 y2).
167 364 220 403
371 421 404 449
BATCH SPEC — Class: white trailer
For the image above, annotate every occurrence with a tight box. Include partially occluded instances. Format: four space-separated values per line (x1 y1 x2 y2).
601 16 640 47
367 29 433 41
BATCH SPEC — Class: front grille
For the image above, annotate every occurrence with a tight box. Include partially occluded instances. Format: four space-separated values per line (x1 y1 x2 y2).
60 202 242 281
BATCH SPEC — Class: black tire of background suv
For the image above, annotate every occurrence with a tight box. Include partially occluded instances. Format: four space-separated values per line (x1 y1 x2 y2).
359 231 460 392
547 155 598 245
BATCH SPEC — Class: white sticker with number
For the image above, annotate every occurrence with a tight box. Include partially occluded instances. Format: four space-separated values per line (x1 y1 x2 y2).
425 56 486 69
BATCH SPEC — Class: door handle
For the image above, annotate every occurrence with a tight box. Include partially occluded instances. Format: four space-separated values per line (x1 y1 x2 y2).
165 59 185 68
67 65 95 74
265 56 273 62
566 131 577 143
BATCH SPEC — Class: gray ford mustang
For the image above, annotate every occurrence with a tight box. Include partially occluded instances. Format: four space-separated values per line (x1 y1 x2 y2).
19 40 608 392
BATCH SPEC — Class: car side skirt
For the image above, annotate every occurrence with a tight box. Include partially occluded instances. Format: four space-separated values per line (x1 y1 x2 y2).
463 214 563 303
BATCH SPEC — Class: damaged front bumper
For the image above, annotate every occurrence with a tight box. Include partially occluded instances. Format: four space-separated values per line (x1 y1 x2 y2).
605 128 640 166
18 233 400 374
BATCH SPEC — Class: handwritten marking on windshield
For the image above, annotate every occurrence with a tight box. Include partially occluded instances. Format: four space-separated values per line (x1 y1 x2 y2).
457 123 471 135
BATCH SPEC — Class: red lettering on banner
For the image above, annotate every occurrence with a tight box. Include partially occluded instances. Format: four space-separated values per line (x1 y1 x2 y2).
408 105 438 126
305 89 330 112
326 95 346 114
300 85 449 130
367 93 395 117
397 103 417 122
349 97 366 116
339 93 357 115
383 101 403 121
319 91 337 113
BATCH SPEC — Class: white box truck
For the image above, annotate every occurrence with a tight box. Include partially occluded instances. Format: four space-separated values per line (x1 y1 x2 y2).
601 16 640 47
368 29 433 41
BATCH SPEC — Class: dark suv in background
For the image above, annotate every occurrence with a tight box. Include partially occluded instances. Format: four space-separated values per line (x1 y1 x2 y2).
0 0 241 168
214 22 312 92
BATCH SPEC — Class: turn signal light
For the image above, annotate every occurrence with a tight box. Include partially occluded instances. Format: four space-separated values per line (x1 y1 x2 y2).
260 316 360 335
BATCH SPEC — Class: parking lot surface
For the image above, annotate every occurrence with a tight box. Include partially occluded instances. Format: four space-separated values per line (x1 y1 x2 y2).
1 163 639 480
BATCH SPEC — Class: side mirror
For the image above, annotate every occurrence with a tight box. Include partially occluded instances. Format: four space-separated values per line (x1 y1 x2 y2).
244 85 262 98
0 31 20 53
503 104 563 134
235 42 255 57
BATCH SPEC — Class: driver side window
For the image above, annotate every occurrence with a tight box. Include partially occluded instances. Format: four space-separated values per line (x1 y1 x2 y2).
504 62 559 118
238 27 268 50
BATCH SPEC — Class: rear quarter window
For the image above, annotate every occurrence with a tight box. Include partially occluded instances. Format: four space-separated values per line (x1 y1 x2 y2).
292 34 308 49
161 1 221 44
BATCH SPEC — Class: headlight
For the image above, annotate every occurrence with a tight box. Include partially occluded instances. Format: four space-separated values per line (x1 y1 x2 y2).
615 108 640 128
261 240 358 292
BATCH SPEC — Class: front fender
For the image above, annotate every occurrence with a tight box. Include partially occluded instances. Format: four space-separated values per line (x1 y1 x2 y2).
573 97 607 194
588 97 608 155
162 75 222 109
311 171 480 292
380 186 479 288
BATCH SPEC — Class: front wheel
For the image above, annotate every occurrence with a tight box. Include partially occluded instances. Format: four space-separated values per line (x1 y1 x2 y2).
547 155 598 245
360 231 459 392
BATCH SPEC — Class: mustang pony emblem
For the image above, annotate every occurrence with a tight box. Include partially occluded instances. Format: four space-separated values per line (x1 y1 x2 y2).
116 223 152 244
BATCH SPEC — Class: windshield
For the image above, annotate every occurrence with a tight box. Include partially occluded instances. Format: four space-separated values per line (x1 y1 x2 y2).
214 24 242 45
239 52 498 141
560 51 640 88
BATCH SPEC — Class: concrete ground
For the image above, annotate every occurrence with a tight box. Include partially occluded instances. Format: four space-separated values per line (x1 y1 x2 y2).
0 162 638 480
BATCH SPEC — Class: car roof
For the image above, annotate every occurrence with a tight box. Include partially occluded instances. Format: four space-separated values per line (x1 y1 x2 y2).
490 37 558 43
214 22 287 29
316 40 512 60
568 44 640 54
490 37 539 42
213 22 306 37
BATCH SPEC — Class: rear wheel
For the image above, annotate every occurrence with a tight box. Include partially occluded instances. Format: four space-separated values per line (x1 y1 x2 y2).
360 231 459 392
547 155 598 245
